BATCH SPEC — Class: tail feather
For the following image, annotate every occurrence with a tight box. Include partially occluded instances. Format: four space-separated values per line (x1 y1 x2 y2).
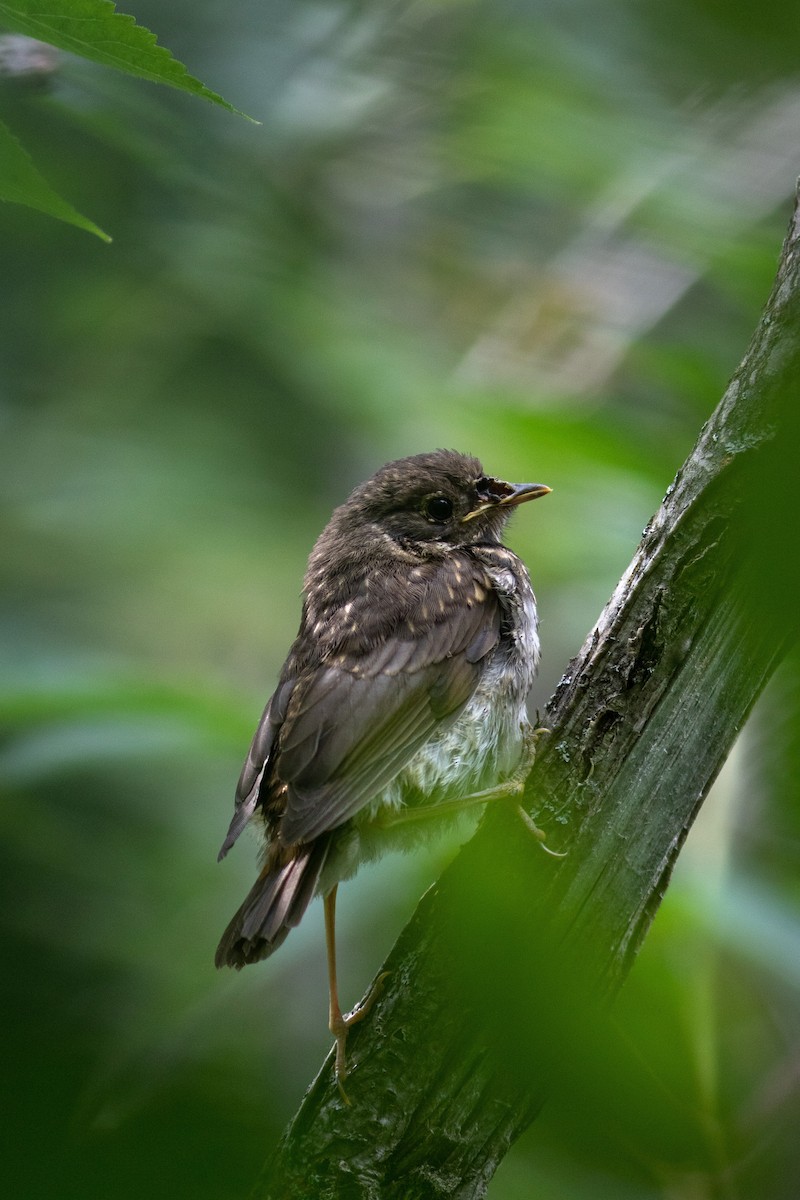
215 836 330 969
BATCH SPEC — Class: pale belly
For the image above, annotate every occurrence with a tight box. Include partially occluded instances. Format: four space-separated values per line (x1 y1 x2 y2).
319 577 540 890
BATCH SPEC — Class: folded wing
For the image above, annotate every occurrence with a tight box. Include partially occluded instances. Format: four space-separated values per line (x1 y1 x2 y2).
219 552 501 854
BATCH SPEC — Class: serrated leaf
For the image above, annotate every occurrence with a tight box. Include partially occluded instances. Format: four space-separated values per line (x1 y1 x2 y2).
0 0 254 119
0 115 110 239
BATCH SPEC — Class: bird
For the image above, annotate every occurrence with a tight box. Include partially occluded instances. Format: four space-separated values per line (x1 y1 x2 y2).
215 449 551 1091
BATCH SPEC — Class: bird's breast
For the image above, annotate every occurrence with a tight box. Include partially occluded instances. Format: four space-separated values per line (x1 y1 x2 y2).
386 547 539 804
319 547 541 887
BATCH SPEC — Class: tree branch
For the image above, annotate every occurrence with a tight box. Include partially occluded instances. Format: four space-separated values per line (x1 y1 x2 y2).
259 189 800 1199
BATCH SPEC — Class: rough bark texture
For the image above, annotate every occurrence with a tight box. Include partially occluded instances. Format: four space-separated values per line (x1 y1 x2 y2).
258 191 800 1199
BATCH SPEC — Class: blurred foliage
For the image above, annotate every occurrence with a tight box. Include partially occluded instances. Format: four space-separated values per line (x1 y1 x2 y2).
0 0 245 115
0 1 798 1197
0 2 248 235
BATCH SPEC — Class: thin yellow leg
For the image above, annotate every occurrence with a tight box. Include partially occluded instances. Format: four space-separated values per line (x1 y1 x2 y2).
376 775 526 827
324 887 344 1059
324 885 389 1102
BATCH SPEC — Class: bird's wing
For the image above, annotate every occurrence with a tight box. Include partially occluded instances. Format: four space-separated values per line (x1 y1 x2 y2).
217 677 294 860
222 553 502 853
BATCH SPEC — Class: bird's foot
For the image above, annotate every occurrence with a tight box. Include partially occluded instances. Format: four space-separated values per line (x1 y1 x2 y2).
331 971 390 1103
518 723 551 777
508 728 567 857
496 724 551 801
516 804 567 857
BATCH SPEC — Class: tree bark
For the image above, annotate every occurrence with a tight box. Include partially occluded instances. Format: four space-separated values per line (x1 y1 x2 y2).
258 189 800 1199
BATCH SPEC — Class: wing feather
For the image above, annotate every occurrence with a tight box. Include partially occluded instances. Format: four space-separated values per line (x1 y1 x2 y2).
221 551 503 854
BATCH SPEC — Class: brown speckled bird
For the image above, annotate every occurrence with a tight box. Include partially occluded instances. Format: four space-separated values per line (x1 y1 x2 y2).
215 449 550 1089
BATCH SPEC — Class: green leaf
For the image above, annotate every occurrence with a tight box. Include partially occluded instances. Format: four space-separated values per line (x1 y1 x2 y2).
0 0 254 118
0 115 110 239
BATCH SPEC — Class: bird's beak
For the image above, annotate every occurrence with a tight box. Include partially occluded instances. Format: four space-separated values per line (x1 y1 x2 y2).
462 477 552 523
497 481 552 507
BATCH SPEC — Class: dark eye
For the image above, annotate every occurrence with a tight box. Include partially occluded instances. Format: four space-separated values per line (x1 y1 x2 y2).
424 495 454 523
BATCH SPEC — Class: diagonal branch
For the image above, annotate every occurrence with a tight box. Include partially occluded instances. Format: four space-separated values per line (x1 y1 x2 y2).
258 188 800 1199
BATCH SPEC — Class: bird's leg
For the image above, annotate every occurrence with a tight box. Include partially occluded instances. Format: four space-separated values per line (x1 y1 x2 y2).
505 725 567 854
324 885 389 1102
378 779 528 824
376 726 565 855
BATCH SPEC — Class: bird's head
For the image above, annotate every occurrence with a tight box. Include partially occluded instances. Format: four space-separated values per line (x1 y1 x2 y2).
337 449 551 550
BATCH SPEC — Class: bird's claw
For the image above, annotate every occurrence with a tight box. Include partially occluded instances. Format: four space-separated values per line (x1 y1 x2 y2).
517 804 568 857
332 971 391 1102
513 728 566 856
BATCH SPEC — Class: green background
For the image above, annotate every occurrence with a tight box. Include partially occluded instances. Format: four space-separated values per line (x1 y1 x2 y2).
2 2 799 1196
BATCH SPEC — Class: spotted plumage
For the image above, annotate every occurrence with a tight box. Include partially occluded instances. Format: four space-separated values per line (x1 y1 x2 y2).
215 450 550 1084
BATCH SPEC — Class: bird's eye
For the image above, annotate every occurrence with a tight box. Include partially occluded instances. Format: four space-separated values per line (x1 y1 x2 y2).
423 495 454 523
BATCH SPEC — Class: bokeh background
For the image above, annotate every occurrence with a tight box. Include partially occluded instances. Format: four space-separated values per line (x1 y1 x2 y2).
2 2 799 1197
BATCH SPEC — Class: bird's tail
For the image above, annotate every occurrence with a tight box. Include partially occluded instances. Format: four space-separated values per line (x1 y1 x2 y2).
215 836 330 969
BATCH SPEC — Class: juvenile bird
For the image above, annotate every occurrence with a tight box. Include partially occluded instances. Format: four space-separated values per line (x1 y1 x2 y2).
216 449 550 1088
